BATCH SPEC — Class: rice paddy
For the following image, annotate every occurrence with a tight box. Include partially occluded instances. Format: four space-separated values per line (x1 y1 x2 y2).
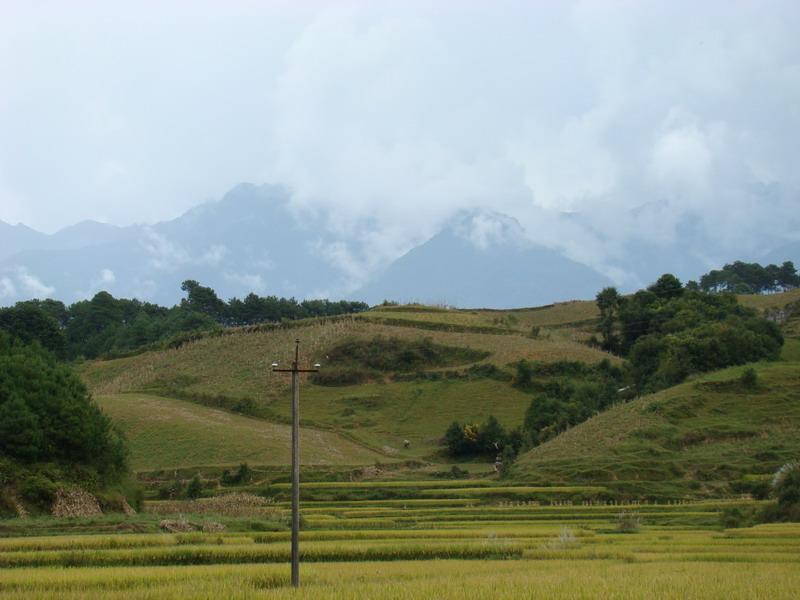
1 495 798 599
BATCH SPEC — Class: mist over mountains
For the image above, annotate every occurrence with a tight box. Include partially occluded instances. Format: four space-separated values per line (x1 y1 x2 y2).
1 183 798 309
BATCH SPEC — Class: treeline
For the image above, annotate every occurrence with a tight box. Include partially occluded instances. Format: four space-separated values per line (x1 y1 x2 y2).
0 280 368 359
689 260 798 294
595 273 783 392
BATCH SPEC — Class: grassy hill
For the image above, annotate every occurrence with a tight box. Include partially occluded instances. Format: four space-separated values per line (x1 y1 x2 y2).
80 291 800 489
511 338 800 498
80 301 613 468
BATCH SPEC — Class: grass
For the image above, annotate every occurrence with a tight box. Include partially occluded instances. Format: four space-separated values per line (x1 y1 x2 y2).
77 290 800 494
78 302 614 468
95 393 384 470
511 351 800 497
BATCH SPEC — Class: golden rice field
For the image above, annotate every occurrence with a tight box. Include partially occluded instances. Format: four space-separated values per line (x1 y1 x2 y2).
1 496 798 599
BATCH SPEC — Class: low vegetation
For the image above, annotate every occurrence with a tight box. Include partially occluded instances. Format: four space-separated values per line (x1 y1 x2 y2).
311 336 488 385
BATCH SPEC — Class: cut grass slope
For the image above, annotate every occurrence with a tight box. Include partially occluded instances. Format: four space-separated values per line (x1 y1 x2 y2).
512 341 800 498
95 394 384 470
80 303 614 467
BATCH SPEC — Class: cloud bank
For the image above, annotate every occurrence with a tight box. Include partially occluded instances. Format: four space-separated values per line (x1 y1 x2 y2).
1 1 799 286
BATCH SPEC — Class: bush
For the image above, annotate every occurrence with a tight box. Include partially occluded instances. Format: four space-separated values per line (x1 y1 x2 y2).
221 463 253 486
720 506 757 529
186 475 203 500
319 336 488 375
20 474 57 507
740 368 759 389
773 461 800 509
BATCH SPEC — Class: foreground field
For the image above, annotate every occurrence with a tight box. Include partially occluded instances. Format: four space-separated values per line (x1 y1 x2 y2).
0 504 798 599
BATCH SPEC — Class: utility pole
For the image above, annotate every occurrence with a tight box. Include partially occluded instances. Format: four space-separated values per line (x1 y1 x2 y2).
272 339 319 588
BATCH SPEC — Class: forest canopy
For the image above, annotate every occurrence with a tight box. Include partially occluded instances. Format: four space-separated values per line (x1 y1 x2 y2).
0 281 369 359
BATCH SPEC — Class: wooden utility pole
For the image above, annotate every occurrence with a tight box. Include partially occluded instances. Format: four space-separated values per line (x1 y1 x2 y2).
272 339 319 588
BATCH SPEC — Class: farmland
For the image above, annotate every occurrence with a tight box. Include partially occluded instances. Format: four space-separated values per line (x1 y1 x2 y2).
1 493 799 598
3 291 799 598
79 300 616 463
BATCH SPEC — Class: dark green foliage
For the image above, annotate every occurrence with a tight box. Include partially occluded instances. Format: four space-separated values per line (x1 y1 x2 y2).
596 287 622 352
185 474 203 499
221 463 253 486
312 336 488 386
720 505 758 528
774 462 800 509
699 260 799 294
0 332 128 482
64 292 220 359
0 302 67 358
760 462 800 523
3 281 368 360
595 274 783 393
519 360 625 447
442 416 518 459
310 367 379 387
740 368 759 389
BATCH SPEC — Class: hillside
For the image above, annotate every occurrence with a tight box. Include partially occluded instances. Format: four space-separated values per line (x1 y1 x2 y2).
511 338 800 498
95 393 383 471
80 289 800 485
80 301 612 468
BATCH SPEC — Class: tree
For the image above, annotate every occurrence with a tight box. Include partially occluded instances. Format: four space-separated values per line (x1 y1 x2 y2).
0 332 128 481
478 415 507 455
0 303 67 358
186 474 203 499
180 280 227 322
595 287 622 353
444 422 467 456
770 462 800 521
0 396 43 461
648 274 683 300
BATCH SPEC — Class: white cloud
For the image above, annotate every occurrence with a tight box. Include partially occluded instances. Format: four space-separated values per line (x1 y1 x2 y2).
0 277 16 299
99 268 116 284
139 229 227 271
224 272 266 294
16 267 55 298
0 1 798 281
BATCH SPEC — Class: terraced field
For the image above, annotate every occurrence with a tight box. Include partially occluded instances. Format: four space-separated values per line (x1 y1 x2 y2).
79 301 616 465
1 491 798 599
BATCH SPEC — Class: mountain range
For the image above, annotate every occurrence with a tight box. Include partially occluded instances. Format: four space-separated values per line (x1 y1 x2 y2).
1 183 798 308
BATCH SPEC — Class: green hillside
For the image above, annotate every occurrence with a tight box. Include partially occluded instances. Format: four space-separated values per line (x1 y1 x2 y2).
95 393 384 471
80 291 800 486
511 338 800 498
81 301 613 468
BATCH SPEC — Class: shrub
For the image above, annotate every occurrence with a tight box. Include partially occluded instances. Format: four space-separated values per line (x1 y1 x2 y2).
740 368 759 389
186 475 203 499
20 474 57 507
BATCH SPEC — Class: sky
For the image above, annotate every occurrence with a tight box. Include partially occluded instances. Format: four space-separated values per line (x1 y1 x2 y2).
1 0 799 281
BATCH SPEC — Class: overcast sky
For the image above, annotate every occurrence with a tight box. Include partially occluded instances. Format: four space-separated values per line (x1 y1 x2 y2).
1 0 799 278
